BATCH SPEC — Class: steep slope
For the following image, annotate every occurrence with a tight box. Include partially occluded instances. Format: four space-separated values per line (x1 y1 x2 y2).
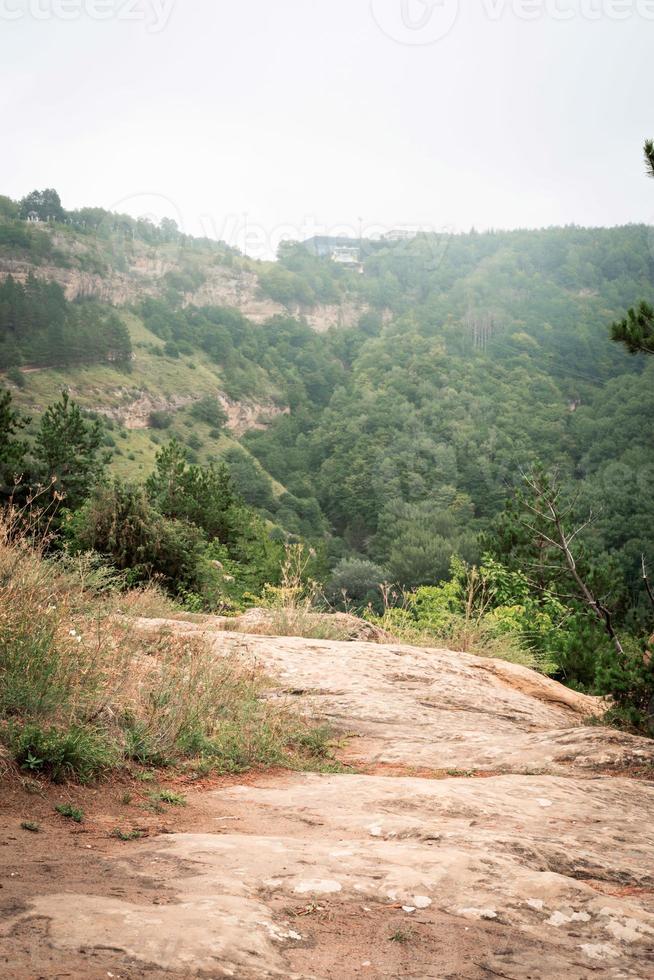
0 215 366 486
3 621 652 979
7 309 289 483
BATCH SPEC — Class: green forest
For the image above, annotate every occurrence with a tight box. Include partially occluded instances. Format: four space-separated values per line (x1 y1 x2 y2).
0 275 132 370
1 185 653 734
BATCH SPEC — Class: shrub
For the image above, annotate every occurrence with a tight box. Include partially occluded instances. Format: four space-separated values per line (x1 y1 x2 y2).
190 396 228 429
327 557 389 609
6 366 26 389
155 789 186 806
368 556 557 671
112 828 143 841
55 804 84 822
66 479 215 599
149 410 172 429
595 637 654 735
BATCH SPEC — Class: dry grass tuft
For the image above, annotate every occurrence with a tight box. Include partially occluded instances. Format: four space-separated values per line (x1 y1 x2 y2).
373 613 542 669
236 544 368 642
0 518 337 782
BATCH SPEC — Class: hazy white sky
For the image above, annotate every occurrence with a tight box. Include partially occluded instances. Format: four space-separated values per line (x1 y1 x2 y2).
2 0 652 256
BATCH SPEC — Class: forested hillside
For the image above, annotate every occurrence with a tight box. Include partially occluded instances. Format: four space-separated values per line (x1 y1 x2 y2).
1 193 653 718
246 227 654 593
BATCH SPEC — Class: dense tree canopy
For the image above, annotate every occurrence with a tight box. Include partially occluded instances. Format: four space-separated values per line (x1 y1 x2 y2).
0 275 132 370
18 188 65 223
245 226 653 600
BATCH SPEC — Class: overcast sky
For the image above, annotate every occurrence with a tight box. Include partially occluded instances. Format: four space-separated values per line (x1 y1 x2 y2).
1 0 652 256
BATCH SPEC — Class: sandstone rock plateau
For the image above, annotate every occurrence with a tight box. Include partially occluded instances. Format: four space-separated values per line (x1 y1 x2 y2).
4 622 654 978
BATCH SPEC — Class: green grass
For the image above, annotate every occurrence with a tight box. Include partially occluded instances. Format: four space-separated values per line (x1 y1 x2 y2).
55 804 84 823
11 724 118 784
135 770 156 783
150 789 187 806
111 828 144 841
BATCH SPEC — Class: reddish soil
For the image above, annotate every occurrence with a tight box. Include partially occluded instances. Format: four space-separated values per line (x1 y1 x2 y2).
0 766 544 980
0 766 286 979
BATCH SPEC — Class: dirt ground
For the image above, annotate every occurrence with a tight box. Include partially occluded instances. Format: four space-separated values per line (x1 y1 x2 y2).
0 768 214 979
0 767 541 980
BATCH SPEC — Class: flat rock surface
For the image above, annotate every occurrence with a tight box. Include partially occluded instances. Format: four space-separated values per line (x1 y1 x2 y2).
2 621 654 978
135 621 654 774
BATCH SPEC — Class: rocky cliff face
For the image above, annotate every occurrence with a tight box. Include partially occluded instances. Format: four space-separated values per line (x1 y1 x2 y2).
8 619 652 979
0 230 370 332
82 388 288 434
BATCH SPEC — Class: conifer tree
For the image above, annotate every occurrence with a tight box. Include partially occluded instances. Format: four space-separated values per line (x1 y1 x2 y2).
611 140 654 356
0 389 30 499
34 391 107 510
645 139 654 179
611 301 654 356
146 439 236 542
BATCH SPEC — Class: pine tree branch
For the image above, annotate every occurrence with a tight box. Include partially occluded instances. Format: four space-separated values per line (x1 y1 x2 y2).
523 578 579 601
642 555 654 609
645 139 654 179
519 521 563 551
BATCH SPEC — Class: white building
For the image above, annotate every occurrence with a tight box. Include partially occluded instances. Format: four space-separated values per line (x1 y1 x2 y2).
331 245 361 265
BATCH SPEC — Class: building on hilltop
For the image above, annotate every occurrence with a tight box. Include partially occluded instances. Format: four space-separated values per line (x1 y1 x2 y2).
302 236 364 271
303 235 359 258
331 245 361 265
